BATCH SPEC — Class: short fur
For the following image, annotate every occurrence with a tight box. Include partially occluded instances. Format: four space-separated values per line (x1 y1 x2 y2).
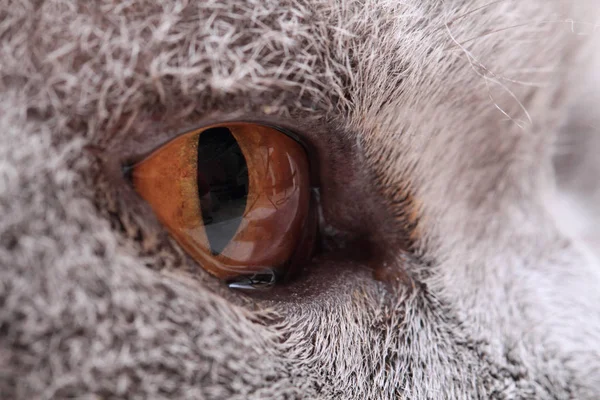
1 0 600 398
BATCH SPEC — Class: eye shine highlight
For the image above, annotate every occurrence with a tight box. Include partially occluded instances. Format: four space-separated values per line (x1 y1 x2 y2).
130 123 316 286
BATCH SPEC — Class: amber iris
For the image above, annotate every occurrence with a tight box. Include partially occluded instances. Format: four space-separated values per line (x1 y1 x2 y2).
131 123 313 281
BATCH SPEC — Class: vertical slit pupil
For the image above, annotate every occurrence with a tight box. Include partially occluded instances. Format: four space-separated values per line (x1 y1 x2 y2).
197 127 249 255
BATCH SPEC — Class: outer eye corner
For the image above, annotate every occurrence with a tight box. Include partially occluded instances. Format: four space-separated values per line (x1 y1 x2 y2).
121 163 135 184
130 122 317 288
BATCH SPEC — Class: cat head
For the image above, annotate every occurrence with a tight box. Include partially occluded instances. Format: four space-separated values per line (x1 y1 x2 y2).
1 1 599 398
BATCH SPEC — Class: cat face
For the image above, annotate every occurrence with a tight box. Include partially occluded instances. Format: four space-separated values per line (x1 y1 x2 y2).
1 0 599 398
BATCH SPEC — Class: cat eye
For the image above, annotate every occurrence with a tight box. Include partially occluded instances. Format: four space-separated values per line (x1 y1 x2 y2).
129 123 317 289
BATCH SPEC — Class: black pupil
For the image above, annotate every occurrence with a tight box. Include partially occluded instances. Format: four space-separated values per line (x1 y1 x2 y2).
197 127 249 255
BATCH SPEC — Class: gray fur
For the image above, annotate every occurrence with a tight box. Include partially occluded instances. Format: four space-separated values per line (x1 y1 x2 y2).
1 0 600 398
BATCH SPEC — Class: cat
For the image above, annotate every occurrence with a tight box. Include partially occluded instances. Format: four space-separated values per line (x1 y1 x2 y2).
1 0 599 398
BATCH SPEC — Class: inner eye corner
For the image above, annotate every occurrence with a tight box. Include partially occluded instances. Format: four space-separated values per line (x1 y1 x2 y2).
128 122 319 289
